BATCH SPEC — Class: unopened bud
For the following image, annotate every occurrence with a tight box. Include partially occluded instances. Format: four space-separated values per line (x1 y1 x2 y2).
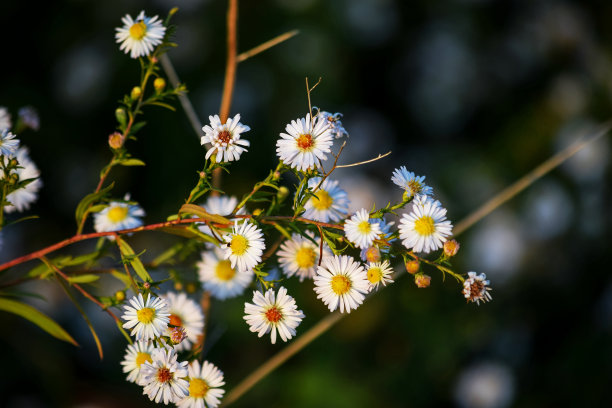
115 290 126 302
115 107 127 127
174 282 184 291
253 208 263 217
131 86 142 100
199 171 206 178
405 259 420 275
108 132 124 149
151 56 159 64
414 273 431 288
170 326 187 345
402 190 412 202
443 239 460 257
186 282 197 293
143 282 151 290
9 173 19 185
365 246 381 263
272 171 281 180
277 186 289 200
8 158 19 168
153 77 166 93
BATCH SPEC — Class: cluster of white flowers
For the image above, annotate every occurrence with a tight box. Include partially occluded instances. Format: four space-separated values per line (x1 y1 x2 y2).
107 10 495 405
121 292 224 406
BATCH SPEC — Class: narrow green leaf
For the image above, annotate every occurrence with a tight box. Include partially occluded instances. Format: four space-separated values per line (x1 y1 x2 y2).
75 182 115 227
67 274 100 284
117 158 146 167
116 238 152 282
179 204 232 225
0 297 78 346
2 215 39 228
147 101 176 111
110 270 133 287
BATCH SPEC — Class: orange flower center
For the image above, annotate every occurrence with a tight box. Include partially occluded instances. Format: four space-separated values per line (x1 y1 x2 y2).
296 134 314 151
169 314 183 327
265 306 283 323
217 130 231 144
157 367 173 383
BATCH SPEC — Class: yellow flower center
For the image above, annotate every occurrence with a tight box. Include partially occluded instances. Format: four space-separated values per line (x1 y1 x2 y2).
295 247 317 269
189 378 210 398
129 21 148 40
407 180 422 195
265 306 283 323
331 275 351 295
357 220 371 234
296 133 314 151
107 206 129 223
414 216 435 236
215 260 236 281
310 190 333 211
230 235 249 255
367 267 382 284
135 352 152 367
136 307 155 324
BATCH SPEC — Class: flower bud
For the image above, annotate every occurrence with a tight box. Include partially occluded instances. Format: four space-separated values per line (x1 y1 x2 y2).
9 173 19 185
402 190 412 202
199 171 206 179
405 259 420 275
170 326 187 345
443 239 460 257
115 290 126 302
364 246 381 263
272 171 281 181
253 208 263 217
174 282 184 291
8 158 19 168
277 186 289 200
414 273 431 288
153 77 166 93
143 282 151 290
131 86 142 100
115 107 127 127
108 132 124 149
186 282 197 293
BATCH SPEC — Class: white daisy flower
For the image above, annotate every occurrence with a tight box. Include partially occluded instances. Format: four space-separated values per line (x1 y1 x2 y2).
121 340 156 383
222 221 265 272
399 195 453 253
115 10 166 59
0 107 11 131
359 217 395 261
366 260 394 292
391 166 433 198
138 347 189 405
302 177 350 223
462 272 493 305
313 255 369 314
316 109 349 139
344 208 382 249
178 360 225 408
276 113 333 171
197 247 254 300
160 292 205 351
0 129 19 157
201 114 250 163
122 293 170 341
243 286 305 344
94 198 145 234
277 232 331 282
3 147 41 213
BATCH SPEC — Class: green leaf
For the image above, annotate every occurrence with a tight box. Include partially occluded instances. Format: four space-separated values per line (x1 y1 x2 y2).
111 270 133 287
75 182 115 227
116 238 152 282
67 274 100 284
146 101 176 111
0 297 78 346
178 204 232 225
117 158 146 167
2 214 39 228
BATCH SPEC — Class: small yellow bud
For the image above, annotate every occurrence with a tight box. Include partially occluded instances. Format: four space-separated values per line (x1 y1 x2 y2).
115 107 127 127
364 246 381 263
108 132 124 149
174 282 184 291
443 239 460 257
277 186 289 199
153 77 166 93
131 86 142 100
405 259 420 275
115 290 126 302
186 282 197 293
253 208 263 217
414 273 431 288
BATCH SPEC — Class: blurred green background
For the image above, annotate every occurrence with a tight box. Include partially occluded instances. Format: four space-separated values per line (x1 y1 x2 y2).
1 0 612 407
